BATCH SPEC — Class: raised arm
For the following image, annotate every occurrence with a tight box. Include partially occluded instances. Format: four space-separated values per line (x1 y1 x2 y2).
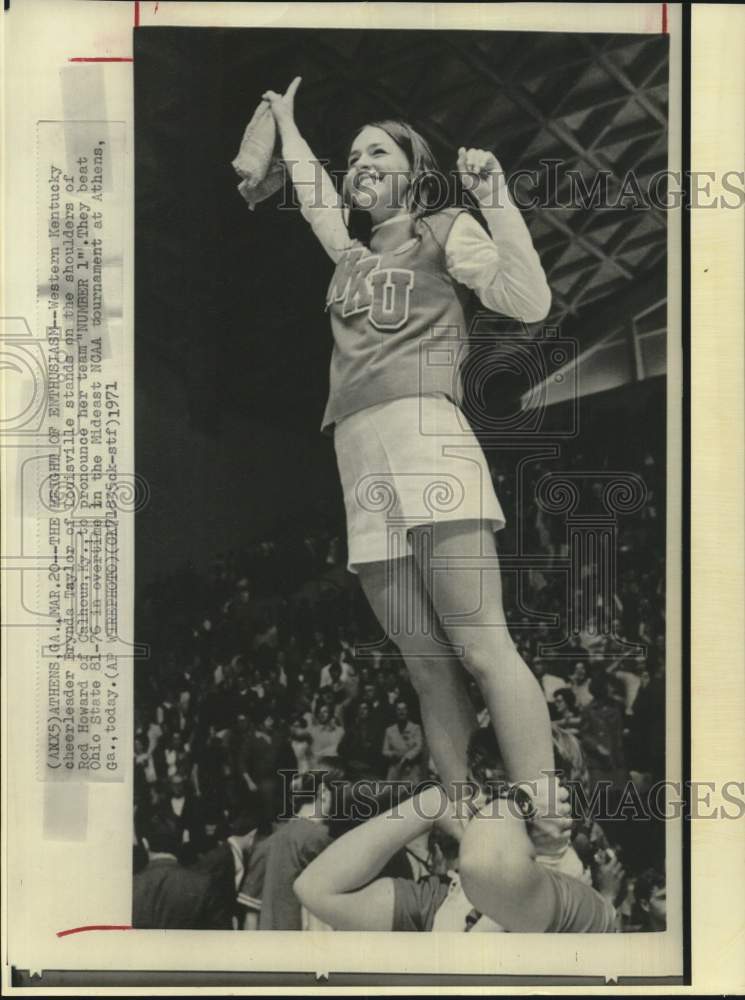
262 77 351 261
446 146 552 323
294 785 447 931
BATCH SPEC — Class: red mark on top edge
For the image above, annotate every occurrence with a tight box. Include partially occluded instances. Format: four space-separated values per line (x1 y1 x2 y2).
662 2 668 34
57 924 132 938
134 1 141 27
68 57 134 63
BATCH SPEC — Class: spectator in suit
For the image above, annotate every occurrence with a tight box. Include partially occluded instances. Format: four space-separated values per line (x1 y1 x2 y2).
134 814 226 929
164 773 202 851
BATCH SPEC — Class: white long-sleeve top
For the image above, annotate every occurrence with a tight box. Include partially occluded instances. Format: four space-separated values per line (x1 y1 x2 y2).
286 142 551 323
280 133 551 431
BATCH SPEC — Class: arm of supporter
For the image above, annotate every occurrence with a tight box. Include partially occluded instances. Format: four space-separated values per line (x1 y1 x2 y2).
458 795 558 932
294 785 447 931
446 151 551 323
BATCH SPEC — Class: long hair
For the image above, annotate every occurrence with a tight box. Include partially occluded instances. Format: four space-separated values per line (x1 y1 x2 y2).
343 119 486 246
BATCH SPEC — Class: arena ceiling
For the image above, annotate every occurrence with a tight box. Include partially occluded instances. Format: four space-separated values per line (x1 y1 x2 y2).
135 27 669 432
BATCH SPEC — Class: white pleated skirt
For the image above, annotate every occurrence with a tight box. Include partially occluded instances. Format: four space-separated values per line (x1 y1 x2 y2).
333 395 505 573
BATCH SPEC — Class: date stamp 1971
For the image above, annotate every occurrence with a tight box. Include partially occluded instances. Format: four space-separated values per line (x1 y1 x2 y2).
25 120 133 782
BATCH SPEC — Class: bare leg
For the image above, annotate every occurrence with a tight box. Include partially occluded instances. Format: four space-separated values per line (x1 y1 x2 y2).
356 555 478 797
411 520 553 787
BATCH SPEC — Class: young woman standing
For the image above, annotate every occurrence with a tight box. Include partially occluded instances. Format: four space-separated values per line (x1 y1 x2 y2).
261 77 559 830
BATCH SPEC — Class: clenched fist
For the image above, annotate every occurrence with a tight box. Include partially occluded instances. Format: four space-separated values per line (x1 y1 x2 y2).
456 146 506 206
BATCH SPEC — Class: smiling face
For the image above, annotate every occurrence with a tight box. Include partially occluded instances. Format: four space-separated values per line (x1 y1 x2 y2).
346 125 412 220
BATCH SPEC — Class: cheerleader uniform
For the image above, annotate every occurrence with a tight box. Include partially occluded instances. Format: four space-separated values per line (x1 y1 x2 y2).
291 151 551 572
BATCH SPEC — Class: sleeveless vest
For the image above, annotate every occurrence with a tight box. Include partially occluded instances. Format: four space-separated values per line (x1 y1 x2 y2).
321 208 471 434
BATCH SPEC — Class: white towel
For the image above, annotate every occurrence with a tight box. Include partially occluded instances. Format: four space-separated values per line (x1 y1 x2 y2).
231 99 285 210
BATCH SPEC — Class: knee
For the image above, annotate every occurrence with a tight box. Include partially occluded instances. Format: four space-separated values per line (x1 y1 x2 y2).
397 650 447 696
459 811 532 898
460 631 516 683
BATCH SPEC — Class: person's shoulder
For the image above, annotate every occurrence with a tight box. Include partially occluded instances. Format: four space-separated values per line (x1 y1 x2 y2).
249 832 276 863
418 206 469 242
291 816 325 838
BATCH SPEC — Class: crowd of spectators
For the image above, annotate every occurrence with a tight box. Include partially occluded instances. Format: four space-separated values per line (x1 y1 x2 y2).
133 420 667 932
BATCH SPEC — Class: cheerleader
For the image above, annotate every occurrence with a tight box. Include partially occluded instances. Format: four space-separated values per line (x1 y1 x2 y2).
262 78 558 829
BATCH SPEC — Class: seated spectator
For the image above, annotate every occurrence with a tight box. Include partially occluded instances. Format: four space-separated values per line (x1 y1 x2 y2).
309 703 345 765
313 685 345 727
337 701 385 780
344 681 388 734
382 700 427 785
289 715 314 779
319 649 355 693
134 813 226 929
319 660 352 707
134 735 157 800
552 687 582 735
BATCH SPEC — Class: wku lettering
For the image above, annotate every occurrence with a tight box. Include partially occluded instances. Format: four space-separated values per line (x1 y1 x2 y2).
327 248 414 331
